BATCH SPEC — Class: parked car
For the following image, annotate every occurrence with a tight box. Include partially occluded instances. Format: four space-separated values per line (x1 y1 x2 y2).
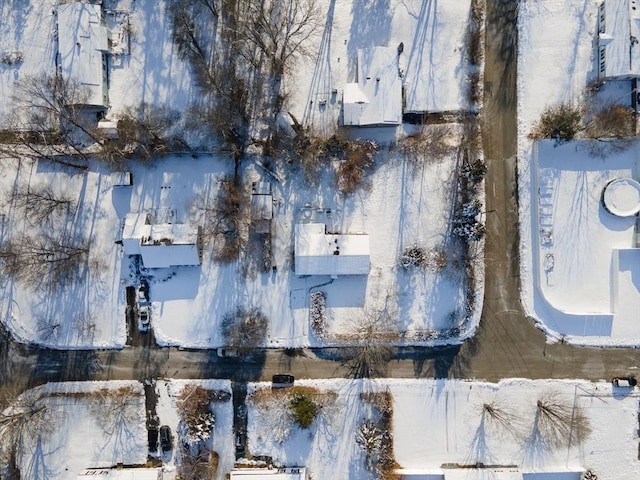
612 376 637 387
217 347 240 358
138 305 150 334
148 426 158 453
272 373 295 387
137 280 149 305
159 425 172 452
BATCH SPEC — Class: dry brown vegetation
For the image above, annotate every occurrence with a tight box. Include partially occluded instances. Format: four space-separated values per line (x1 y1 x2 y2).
359 390 399 480
221 306 268 350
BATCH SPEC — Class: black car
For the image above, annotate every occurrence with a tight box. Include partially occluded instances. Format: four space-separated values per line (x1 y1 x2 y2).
148 426 158 452
272 373 294 387
159 425 172 452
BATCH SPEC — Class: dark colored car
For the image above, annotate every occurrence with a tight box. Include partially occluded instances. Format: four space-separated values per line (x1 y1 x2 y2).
612 376 637 387
272 374 294 387
148 426 158 452
159 425 172 452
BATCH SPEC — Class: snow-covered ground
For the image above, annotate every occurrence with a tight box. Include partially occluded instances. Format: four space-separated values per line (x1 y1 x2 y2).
246 378 639 480
12 381 148 479
518 0 640 345
9 379 233 480
0 159 126 349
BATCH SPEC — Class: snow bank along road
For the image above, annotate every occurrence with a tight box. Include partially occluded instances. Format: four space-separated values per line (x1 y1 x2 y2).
3 0 640 396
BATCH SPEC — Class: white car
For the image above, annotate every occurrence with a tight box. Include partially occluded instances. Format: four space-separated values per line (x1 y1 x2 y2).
217 347 239 358
138 305 151 333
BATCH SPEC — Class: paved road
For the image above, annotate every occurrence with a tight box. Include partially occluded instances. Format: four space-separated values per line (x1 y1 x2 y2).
2 0 640 399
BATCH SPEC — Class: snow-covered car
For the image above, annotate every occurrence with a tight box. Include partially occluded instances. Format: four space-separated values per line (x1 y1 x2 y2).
612 376 637 387
138 305 150 333
137 280 149 306
217 347 239 358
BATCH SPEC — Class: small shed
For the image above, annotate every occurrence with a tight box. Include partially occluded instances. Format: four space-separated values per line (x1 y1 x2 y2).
111 171 133 186
294 223 370 276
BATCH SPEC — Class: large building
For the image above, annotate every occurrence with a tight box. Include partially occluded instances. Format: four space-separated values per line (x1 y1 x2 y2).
294 223 370 276
597 0 640 79
57 2 110 108
342 46 402 127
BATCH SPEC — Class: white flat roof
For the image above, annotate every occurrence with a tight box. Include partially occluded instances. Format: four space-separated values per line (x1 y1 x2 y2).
229 467 306 479
294 223 370 276
443 468 521 480
77 468 162 480
343 47 402 126
57 2 109 107
599 0 640 78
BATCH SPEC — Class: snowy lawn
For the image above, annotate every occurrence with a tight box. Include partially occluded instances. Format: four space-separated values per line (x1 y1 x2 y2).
10 381 147 480
0 158 126 349
518 0 640 345
246 378 639 480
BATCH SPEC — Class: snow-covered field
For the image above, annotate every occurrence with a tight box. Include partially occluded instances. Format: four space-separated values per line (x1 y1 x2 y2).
246 378 640 480
518 0 640 345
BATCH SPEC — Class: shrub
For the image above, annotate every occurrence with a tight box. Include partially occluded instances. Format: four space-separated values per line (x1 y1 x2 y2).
310 291 326 338
529 103 584 142
585 101 635 139
221 306 268 350
337 139 377 194
177 385 216 444
289 390 319 429
461 159 487 183
399 245 427 269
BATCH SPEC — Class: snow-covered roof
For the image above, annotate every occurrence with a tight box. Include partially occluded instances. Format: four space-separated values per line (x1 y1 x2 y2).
229 467 306 479
597 0 640 79
443 468 521 480
342 47 402 126
122 213 201 268
57 2 109 107
294 223 370 276
77 468 162 480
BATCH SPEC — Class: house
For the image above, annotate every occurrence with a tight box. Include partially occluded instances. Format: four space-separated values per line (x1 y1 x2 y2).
57 2 110 108
77 468 162 479
596 0 640 79
122 213 202 269
294 223 370 276
229 467 306 479
342 46 402 127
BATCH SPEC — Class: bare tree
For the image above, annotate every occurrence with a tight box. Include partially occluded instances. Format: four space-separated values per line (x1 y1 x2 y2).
341 309 398 379
481 400 522 440
90 386 142 438
0 236 90 288
398 124 458 164
526 391 591 451
239 0 321 75
0 74 104 167
0 390 55 476
210 180 249 263
8 185 75 226
221 306 268 350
